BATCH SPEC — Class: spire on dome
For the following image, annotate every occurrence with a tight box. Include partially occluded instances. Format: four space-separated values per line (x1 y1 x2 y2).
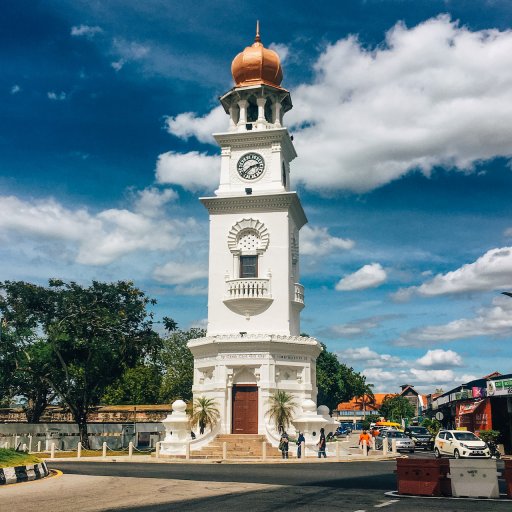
231 22 284 89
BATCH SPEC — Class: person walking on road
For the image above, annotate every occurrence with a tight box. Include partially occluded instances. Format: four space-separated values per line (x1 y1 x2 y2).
359 429 372 453
279 432 289 459
317 428 326 458
297 431 305 459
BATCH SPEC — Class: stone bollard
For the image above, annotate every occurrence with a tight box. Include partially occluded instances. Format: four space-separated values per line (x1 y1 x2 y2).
22 443 27 452
222 441 227 460
28 435 33 453
261 441 266 461
363 440 369 457
185 442 190 460
50 442 55 459
391 439 397 455
382 440 389 456
102 442 107 458
77 442 82 459
14 435 19 448
301 441 306 462
155 441 161 459
129 441 133 459
37 441 42 452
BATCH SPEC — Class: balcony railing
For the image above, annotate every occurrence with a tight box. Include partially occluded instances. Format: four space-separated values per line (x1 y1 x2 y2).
293 283 305 308
224 278 273 317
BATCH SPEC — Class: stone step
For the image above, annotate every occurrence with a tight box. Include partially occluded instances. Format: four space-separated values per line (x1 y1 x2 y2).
191 433 283 459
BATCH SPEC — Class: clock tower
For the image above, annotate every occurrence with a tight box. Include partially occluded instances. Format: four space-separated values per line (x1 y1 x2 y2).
187 24 322 443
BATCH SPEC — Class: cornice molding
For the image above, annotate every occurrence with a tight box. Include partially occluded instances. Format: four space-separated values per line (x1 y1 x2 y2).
200 192 307 229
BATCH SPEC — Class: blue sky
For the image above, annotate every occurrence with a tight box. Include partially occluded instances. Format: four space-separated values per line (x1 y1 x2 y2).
2 0 512 395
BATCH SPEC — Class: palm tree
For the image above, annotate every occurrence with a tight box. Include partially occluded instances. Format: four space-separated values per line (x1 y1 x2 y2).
190 396 220 435
266 390 297 433
354 383 375 419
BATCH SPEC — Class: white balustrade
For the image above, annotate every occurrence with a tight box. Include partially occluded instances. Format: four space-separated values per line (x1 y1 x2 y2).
294 283 305 305
225 278 271 300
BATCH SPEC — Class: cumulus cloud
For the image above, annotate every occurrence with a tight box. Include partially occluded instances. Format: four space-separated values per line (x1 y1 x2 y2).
133 187 178 217
336 263 387 291
47 91 67 101
268 43 289 63
10 85 21 95
70 25 103 37
416 349 463 368
395 295 512 346
153 261 208 285
165 106 226 145
0 191 192 266
111 38 149 71
166 16 512 193
300 225 354 256
155 151 219 190
338 346 406 368
394 246 512 300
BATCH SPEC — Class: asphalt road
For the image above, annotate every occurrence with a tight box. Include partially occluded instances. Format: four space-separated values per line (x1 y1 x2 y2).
15 458 503 512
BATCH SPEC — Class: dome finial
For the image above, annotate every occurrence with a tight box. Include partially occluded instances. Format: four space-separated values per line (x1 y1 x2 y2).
255 20 261 43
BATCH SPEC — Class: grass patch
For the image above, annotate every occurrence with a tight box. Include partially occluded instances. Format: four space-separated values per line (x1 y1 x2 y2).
0 448 41 468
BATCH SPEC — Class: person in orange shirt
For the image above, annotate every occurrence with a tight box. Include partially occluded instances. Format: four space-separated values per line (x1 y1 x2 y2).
359 429 372 451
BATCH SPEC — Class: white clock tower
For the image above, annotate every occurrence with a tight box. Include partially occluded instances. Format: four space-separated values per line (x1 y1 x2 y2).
188 25 322 442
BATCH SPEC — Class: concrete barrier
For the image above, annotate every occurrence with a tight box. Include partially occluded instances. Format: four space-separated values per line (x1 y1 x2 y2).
448 459 500 498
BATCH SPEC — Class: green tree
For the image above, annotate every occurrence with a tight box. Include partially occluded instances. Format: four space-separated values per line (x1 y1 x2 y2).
0 279 160 448
422 417 442 436
101 364 163 405
159 327 205 402
266 390 297 433
316 343 369 412
190 396 220 434
379 395 415 423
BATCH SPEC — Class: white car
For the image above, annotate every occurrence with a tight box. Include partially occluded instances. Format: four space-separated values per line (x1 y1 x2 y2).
434 430 491 459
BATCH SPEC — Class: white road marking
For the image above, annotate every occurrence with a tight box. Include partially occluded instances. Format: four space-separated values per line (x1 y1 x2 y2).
353 510 366 512
375 501 399 508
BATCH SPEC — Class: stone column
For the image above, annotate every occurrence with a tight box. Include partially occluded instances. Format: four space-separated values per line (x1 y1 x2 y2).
237 99 248 130
256 97 266 129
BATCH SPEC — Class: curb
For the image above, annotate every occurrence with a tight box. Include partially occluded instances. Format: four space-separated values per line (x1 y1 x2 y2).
0 461 49 485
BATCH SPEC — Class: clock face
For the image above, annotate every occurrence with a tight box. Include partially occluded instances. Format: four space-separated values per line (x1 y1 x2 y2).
237 152 265 181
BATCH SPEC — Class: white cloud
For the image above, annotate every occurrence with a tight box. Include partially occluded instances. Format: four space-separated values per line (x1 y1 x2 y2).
153 261 208 285
338 346 405 368
395 246 512 299
47 91 67 101
416 349 463 368
70 25 103 38
336 263 387 291
268 43 289 63
155 151 219 191
166 16 512 193
300 225 354 256
395 296 512 346
409 368 456 384
0 191 192 266
110 38 149 71
165 106 226 145
133 187 178 218
10 85 21 95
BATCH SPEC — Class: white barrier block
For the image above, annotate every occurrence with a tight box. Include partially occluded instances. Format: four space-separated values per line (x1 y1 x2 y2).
3 467 17 484
448 459 499 499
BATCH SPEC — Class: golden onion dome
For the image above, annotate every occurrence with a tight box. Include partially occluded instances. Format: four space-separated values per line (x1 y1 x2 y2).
231 21 283 88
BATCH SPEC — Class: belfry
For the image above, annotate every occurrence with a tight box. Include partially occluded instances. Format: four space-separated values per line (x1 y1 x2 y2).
187 24 323 443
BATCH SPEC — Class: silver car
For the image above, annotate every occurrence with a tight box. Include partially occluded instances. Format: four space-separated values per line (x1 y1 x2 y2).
375 430 415 453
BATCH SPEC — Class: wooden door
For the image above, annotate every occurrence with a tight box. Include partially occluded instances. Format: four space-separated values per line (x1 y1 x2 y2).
232 385 258 434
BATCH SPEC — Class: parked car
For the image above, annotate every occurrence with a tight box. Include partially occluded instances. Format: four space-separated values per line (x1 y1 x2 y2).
334 426 351 437
434 430 491 459
375 430 415 453
404 426 434 450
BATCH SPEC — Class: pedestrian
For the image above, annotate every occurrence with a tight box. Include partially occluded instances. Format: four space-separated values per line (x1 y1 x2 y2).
359 429 372 452
317 427 326 458
279 431 289 459
297 431 305 459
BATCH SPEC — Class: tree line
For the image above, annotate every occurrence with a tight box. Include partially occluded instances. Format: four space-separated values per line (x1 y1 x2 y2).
0 279 373 448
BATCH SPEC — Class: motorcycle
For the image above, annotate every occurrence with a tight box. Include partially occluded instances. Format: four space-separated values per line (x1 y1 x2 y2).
487 440 501 459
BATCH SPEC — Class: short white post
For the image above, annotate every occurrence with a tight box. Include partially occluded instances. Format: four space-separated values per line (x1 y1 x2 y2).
14 435 19 448
391 439 397 455
382 440 389 455
222 441 227 460
50 442 55 459
4 441 9 449
22 443 27 452
37 441 42 452
185 441 190 460
129 441 133 459
155 441 161 459
102 442 107 458
336 440 340 461
301 441 306 462
261 441 266 461
363 440 369 457
77 442 82 459
28 435 33 452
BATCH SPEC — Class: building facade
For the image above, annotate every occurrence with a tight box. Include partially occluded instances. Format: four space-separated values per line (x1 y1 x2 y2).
187 25 322 439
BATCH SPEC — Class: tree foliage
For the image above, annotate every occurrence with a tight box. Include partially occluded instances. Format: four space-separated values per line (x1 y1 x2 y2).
316 343 370 412
266 390 298 433
190 396 220 435
379 395 415 422
0 279 160 447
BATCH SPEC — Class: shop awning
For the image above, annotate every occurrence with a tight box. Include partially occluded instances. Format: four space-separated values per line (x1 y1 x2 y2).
458 400 484 415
